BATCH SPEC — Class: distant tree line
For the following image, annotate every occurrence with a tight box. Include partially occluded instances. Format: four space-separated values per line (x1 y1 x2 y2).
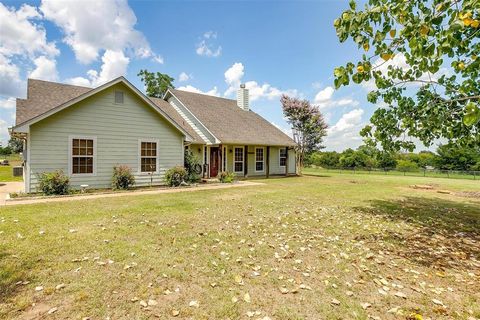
0 138 23 156
306 143 480 172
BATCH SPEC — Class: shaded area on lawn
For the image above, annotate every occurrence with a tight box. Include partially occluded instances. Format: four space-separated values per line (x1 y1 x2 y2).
355 196 480 272
0 250 35 301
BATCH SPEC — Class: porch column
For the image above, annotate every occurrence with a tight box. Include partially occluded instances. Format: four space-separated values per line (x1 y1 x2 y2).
219 144 223 173
285 146 289 176
266 146 270 178
244 145 248 178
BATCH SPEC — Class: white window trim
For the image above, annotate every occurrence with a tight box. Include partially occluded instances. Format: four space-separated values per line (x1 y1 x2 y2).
279 147 287 168
255 147 265 172
68 135 97 177
138 138 160 175
234 147 244 173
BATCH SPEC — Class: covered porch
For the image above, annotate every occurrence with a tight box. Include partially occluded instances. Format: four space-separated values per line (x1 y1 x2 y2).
188 144 296 179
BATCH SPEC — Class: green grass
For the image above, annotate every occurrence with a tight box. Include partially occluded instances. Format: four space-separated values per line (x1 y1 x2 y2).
0 173 479 319
304 166 480 180
0 154 23 182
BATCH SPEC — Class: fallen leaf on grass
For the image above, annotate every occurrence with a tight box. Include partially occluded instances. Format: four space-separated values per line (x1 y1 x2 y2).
148 299 157 306
331 298 340 305
47 307 58 314
171 309 180 317
361 302 371 309
189 300 199 308
244 292 251 303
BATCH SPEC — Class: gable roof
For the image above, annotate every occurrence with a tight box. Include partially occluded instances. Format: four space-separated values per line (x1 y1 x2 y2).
13 77 192 141
16 79 91 125
166 89 295 146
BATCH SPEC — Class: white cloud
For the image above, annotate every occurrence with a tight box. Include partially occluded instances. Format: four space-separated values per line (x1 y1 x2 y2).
314 86 334 103
0 97 16 110
0 3 58 58
177 85 219 97
313 86 359 110
178 72 191 82
223 62 298 101
0 118 10 146
0 54 24 97
29 56 58 81
196 31 222 57
65 50 129 87
0 3 59 97
40 0 160 88
324 108 365 151
40 0 156 64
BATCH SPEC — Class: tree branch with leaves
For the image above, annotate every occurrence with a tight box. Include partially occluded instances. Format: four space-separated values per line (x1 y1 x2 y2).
138 69 175 98
334 0 479 151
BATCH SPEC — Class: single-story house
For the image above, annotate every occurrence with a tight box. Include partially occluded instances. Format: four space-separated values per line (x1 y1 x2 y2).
10 77 297 192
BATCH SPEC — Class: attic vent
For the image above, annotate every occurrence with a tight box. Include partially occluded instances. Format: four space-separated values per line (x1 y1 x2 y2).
115 91 124 104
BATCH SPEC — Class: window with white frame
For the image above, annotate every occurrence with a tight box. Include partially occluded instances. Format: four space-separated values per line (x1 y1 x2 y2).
140 141 157 172
71 138 95 174
279 148 287 167
255 147 264 172
234 147 244 173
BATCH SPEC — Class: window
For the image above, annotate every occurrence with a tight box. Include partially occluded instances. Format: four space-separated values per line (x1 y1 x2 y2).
140 141 157 172
115 91 124 104
234 147 244 173
255 148 264 172
71 138 94 174
280 148 287 167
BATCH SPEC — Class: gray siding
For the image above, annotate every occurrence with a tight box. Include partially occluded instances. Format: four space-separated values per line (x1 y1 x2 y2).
28 83 184 191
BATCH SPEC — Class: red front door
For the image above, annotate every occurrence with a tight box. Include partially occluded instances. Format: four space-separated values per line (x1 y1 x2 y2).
210 147 220 177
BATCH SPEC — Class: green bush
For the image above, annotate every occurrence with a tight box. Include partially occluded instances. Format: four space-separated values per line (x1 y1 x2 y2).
219 171 235 183
37 170 70 195
112 165 135 190
396 160 419 174
165 166 187 187
184 150 202 183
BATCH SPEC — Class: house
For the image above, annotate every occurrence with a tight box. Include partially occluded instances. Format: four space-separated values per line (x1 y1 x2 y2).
10 77 297 193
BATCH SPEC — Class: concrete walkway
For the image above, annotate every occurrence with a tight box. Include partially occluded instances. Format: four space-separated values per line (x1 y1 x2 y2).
3 181 264 206
0 181 24 205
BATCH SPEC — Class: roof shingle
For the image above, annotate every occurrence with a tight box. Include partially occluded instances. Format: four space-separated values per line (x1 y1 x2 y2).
168 89 295 146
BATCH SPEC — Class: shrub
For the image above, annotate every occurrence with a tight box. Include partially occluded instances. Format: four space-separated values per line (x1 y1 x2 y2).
184 150 202 183
165 166 187 187
112 165 135 190
219 171 235 183
396 160 419 175
37 170 70 195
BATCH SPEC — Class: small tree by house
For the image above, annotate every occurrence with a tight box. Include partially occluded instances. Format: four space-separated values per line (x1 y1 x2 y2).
281 95 328 174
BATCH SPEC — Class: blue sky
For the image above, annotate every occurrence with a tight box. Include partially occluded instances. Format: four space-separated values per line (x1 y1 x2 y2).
0 0 375 150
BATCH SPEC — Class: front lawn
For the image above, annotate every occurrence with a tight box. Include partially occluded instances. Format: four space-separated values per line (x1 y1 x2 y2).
0 154 23 182
0 174 479 319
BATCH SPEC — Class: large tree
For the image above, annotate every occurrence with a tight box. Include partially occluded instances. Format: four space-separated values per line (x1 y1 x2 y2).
334 0 479 151
281 95 328 173
138 69 175 98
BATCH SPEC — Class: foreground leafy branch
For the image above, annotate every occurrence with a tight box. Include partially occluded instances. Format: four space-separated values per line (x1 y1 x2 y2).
334 0 479 151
